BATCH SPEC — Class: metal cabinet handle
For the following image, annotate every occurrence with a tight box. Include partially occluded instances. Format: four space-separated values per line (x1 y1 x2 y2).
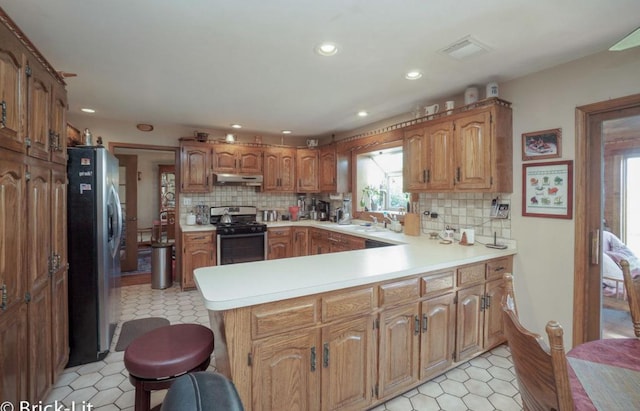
1 284 7 311
310 346 317 371
323 343 329 368
414 315 420 335
493 266 505 272
485 295 491 308
422 314 428 332
480 296 486 311
456 167 461 182
1 100 6 128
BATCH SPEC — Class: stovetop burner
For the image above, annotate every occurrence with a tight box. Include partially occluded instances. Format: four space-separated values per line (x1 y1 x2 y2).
210 206 266 235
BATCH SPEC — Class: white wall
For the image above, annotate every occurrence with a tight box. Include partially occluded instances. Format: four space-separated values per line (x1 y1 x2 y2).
501 46 640 346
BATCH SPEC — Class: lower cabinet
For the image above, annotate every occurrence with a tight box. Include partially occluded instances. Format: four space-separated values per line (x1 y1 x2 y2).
252 315 375 411
216 249 511 410
182 232 215 290
267 227 291 260
292 227 309 257
0 304 28 403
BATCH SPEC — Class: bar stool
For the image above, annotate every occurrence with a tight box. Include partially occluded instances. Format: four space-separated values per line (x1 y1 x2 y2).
161 371 244 411
124 324 214 411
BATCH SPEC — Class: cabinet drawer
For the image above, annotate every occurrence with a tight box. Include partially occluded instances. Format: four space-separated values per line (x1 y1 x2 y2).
251 296 319 339
379 278 420 307
268 227 291 238
422 270 455 297
184 232 214 244
322 287 375 322
486 257 513 281
457 263 486 287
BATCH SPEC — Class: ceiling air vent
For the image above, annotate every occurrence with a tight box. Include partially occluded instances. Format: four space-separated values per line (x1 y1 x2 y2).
439 35 491 60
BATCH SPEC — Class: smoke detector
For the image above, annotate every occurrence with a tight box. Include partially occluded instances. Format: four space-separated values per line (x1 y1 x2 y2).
440 35 491 60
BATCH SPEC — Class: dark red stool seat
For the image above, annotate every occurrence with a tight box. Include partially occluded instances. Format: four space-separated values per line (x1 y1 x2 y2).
124 324 214 411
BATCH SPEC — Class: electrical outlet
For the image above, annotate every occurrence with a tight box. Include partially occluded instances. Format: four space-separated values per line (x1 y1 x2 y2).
183 197 192 206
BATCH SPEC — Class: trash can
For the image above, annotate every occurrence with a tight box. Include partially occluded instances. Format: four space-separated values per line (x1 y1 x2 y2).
151 243 173 289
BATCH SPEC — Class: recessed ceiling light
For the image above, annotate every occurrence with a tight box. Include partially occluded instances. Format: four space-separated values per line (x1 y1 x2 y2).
357 110 368 117
281 130 292 135
315 42 338 56
404 70 423 80
81 108 95 113
231 124 242 129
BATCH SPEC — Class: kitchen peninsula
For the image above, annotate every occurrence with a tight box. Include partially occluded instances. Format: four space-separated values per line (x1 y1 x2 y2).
194 222 516 411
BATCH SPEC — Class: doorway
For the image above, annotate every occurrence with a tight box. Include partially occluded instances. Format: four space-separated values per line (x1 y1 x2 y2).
110 142 179 286
574 93 640 345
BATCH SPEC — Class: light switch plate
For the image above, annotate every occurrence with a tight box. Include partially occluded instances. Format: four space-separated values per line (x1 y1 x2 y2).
183 197 192 206
495 203 509 218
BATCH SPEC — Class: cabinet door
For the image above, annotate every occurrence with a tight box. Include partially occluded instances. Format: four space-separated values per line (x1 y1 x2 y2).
321 316 374 411
28 282 52 402
279 148 296 192
0 150 26 313
292 228 309 257
454 111 492 190
51 166 68 377
0 25 26 153
378 303 420 399
180 144 211 192
26 159 51 295
49 82 67 165
319 146 336 192
237 146 263 174
296 149 319 193
268 237 291 260
263 150 280 191
26 61 51 162
420 293 455 379
403 128 426 191
455 284 484 362
0 304 28 403
483 278 506 349
182 233 215 290
212 146 237 173
425 121 454 191
252 330 321 411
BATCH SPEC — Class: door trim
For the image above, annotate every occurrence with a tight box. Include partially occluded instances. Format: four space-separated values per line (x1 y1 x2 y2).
574 93 640 345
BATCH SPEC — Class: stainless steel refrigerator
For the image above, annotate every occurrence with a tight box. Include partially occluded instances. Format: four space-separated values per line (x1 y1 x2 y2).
67 146 123 366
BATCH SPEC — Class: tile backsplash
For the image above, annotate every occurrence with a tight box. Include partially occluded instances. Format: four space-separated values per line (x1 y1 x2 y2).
180 188 512 241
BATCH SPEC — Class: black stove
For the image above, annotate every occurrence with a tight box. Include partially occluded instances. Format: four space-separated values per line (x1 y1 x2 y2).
210 206 267 235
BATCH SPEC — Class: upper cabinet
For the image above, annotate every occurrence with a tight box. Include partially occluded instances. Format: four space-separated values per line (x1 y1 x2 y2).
0 22 26 154
403 100 512 193
296 148 319 193
180 142 212 193
212 144 262 175
318 144 337 192
263 146 296 192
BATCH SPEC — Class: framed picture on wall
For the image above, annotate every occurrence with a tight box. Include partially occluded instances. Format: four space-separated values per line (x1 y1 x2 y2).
522 160 573 219
521 128 562 161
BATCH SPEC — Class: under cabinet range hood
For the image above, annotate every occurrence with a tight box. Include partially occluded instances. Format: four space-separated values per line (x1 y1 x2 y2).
213 173 263 186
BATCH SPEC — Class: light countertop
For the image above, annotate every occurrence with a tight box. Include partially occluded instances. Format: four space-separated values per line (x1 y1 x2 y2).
192 219 516 311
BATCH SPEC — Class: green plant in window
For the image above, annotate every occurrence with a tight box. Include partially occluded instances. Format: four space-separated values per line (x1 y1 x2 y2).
361 185 381 211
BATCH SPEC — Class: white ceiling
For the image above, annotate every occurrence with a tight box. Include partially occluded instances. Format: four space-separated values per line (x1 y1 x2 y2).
3 0 640 138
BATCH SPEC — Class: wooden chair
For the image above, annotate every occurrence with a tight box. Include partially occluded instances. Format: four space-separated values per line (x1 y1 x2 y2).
620 259 640 337
501 273 574 411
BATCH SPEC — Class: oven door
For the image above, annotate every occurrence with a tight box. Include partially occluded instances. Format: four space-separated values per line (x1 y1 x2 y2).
217 232 267 265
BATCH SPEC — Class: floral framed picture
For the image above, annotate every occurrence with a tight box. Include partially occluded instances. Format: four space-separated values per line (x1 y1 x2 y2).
522 160 573 219
522 128 562 161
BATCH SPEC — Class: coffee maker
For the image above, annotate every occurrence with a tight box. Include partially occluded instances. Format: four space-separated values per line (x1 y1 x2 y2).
317 200 330 221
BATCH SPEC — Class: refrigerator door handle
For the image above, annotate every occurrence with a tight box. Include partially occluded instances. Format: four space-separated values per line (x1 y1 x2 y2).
109 184 124 258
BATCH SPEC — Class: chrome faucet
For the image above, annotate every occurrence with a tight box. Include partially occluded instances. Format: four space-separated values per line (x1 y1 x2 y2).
370 216 378 226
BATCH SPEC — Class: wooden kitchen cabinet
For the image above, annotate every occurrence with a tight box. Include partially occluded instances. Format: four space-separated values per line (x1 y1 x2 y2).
182 232 215 290
455 261 508 362
0 22 27 154
252 330 321 411
377 302 420 399
319 144 337 192
213 144 263 175
180 143 212 192
0 13 69 403
267 227 291 260
296 148 319 193
403 99 512 193
263 146 295 192
420 293 456 379
292 227 309 257
309 228 331 255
